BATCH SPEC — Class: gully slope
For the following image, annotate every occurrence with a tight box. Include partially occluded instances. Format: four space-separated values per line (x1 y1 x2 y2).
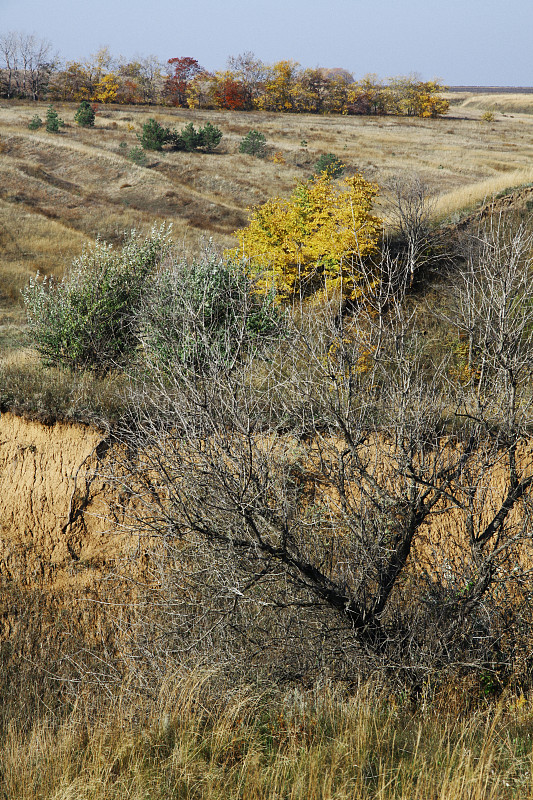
0 412 128 595
0 412 531 652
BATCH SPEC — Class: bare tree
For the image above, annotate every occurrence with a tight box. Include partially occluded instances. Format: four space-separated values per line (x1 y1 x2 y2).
226 51 266 108
0 31 55 100
18 33 56 100
106 235 533 686
0 31 18 98
386 173 439 288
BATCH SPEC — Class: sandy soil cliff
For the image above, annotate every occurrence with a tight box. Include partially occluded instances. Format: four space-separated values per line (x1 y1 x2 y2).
0 411 531 652
0 412 128 595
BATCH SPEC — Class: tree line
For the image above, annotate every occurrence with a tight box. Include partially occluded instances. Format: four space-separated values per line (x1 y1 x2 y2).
0 33 449 117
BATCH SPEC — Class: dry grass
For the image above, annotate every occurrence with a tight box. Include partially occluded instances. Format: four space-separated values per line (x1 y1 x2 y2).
449 92 533 116
3 97 533 796
1 670 532 800
0 351 129 425
433 166 533 220
2 94 533 370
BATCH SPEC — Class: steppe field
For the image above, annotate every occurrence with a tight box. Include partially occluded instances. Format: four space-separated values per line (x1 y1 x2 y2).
2 90 533 329
3 92 533 799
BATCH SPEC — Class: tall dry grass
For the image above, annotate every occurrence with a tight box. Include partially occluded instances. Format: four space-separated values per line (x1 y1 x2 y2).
433 166 533 221
0 670 532 799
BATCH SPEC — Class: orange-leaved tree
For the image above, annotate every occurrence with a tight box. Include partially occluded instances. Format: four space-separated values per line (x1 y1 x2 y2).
164 57 203 106
229 173 382 303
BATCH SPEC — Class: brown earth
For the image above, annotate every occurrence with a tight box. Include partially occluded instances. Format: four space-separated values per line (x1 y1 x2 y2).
0 412 122 592
0 411 531 654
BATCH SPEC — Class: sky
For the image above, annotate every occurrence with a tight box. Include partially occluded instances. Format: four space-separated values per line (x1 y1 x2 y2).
1 0 532 86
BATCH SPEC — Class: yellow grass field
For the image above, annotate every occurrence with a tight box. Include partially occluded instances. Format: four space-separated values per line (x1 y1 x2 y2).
1 93 533 337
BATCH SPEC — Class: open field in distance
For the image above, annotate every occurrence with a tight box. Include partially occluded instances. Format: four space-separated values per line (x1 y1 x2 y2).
1 93 533 336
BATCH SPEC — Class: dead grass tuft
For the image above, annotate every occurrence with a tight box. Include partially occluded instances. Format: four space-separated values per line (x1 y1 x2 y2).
1 671 532 799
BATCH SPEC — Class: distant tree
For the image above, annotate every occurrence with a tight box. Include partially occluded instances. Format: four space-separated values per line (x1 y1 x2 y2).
0 31 55 100
213 71 247 110
226 51 265 108
178 121 202 151
239 129 267 158
257 60 300 112
387 75 449 117
116 56 164 104
0 32 18 98
138 118 222 153
314 153 345 178
138 118 171 150
348 74 388 115
296 67 331 113
28 114 42 130
185 71 217 109
18 33 56 100
136 55 165 103
164 56 203 107
93 72 119 103
87 46 115 83
45 104 64 132
198 121 222 152
48 61 92 101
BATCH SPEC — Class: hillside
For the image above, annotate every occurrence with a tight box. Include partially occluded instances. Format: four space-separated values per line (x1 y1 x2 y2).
2 98 533 798
2 98 533 329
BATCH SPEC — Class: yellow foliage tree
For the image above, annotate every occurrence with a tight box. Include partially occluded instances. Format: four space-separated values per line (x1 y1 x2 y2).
418 80 450 117
93 72 119 103
229 173 382 303
255 60 300 112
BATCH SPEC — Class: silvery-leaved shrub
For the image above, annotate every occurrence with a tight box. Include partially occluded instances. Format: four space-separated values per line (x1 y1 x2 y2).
138 251 283 375
23 224 172 373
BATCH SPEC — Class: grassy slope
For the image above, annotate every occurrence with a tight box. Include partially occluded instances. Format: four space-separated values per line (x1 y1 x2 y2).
1 98 533 309
2 97 533 796
2 96 533 417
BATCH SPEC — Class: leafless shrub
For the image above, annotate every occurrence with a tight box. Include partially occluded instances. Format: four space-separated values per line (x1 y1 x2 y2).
104 236 533 690
385 173 448 288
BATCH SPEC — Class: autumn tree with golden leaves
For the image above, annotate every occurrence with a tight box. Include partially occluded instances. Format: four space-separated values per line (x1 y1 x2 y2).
230 173 382 303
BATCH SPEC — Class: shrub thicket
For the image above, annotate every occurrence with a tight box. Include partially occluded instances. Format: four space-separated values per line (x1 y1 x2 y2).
23 225 172 373
139 119 222 152
23 232 280 377
138 253 283 374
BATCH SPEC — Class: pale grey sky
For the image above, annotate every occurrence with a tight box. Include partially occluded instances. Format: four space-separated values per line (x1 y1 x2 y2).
1 0 531 85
